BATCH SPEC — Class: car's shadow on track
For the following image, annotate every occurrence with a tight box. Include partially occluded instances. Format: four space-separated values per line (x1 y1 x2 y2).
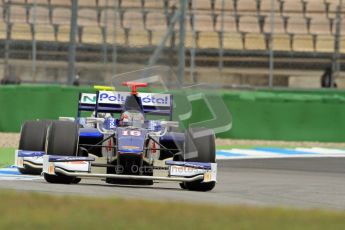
75 181 182 191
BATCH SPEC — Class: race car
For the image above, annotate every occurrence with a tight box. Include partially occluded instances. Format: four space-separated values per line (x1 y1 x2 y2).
15 82 217 191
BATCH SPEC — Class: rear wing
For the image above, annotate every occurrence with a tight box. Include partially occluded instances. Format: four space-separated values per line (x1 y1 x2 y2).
78 91 173 119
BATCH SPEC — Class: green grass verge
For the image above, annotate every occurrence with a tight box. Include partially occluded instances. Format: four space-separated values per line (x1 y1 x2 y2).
0 191 344 229
0 148 14 168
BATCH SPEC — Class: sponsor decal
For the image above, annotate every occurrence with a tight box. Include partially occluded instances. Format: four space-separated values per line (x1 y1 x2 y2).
169 164 216 181
48 156 95 162
166 161 212 170
99 92 127 104
104 118 117 130
80 93 97 104
17 151 45 158
122 145 140 150
98 91 171 107
169 165 206 177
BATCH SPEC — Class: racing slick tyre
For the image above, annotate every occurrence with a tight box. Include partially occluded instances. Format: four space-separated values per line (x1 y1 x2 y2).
18 120 51 175
180 127 216 192
44 121 81 184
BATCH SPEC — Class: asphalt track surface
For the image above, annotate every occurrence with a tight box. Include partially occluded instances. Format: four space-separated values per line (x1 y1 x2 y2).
1 158 345 210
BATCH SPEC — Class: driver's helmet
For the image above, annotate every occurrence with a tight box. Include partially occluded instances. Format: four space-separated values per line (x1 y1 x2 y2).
119 110 144 127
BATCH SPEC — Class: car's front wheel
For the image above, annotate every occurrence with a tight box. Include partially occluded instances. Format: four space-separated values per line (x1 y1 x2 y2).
18 120 51 175
43 121 81 184
180 127 216 192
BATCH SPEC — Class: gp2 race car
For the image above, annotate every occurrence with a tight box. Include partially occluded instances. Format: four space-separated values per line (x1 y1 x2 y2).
15 81 217 191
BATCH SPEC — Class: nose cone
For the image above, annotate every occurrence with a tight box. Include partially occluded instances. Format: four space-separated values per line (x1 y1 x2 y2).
117 127 147 154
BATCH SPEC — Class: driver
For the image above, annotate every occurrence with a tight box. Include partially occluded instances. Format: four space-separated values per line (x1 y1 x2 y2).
119 110 144 127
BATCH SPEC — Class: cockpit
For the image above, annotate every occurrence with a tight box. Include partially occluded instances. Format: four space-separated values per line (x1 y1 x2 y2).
119 110 145 128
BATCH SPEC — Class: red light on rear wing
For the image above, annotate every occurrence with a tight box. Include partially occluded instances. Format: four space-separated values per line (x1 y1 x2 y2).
122 82 148 95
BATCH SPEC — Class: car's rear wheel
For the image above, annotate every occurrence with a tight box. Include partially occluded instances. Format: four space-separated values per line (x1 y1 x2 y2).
43 121 81 184
18 120 51 175
180 127 216 192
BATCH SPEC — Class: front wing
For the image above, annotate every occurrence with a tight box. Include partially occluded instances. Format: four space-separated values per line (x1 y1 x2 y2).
15 150 45 169
42 155 217 183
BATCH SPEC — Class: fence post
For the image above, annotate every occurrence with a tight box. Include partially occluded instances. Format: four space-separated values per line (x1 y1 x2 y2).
112 0 119 76
177 0 187 85
190 0 196 83
67 0 78 85
268 0 275 87
332 0 343 87
102 0 109 64
3 1 10 80
32 0 37 82
218 0 225 71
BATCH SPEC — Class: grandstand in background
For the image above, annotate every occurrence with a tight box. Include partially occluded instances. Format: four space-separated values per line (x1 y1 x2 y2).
0 0 344 88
